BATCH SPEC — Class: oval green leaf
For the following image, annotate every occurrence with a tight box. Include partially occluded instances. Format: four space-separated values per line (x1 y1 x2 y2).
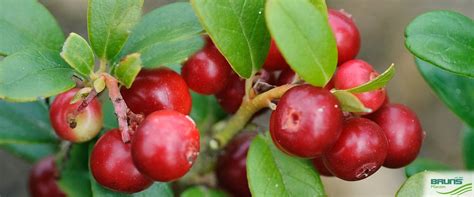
462 125 474 170
181 186 228 197
61 33 95 77
192 0 270 78
332 90 372 113
120 2 204 68
0 100 58 144
0 0 64 56
405 11 474 77
347 64 395 93
0 48 75 102
114 53 142 88
266 0 337 87
190 92 227 132
396 171 429 197
247 134 326 197
416 58 474 127
88 0 143 60
404 158 452 178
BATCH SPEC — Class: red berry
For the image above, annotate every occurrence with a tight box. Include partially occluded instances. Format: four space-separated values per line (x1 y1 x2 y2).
270 85 343 158
215 71 245 114
121 68 192 115
216 132 256 197
132 110 200 182
311 157 333 177
263 39 290 71
182 43 231 95
276 68 297 86
50 88 103 142
323 118 388 181
368 104 423 168
333 59 386 113
29 156 65 197
90 129 152 193
328 9 361 65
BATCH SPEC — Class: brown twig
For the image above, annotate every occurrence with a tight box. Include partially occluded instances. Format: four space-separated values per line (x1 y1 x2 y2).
68 89 98 129
102 73 131 143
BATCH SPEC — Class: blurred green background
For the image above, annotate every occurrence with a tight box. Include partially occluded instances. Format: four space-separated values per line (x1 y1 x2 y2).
0 0 472 196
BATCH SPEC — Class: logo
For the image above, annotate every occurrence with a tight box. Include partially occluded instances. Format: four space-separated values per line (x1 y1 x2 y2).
424 172 473 196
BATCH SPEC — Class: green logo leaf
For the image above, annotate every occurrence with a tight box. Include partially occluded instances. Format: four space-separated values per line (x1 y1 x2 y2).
61 33 95 77
192 0 270 78
266 0 337 87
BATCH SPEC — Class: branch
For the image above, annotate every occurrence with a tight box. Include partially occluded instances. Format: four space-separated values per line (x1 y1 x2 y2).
102 73 131 143
210 84 297 149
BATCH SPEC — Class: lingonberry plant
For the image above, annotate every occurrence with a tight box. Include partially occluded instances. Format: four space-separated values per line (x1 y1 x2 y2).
2 0 470 196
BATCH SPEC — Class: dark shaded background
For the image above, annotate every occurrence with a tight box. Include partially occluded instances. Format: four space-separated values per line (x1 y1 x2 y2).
1 0 473 196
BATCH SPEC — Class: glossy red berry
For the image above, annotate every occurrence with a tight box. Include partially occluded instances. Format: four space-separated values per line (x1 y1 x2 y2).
368 104 423 168
333 59 386 113
263 39 290 71
215 71 245 114
270 85 343 158
50 88 103 142
328 9 361 65
90 129 152 193
312 157 333 177
182 43 231 95
132 110 200 182
216 132 256 197
29 156 65 197
121 68 192 115
323 118 388 181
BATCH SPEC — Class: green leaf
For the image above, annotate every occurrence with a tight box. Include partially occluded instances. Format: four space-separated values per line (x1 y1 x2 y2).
266 0 337 87
91 180 173 197
405 158 452 178
58 143 92 197
88 0 143 60
0 0 64 56
0 143 57 163
0 48 75 102
405 11 474 77
190 92 227 132
247 134 326 197
0 100 58 144
120 2 204 68
416 58 474 127
347 64 395 93
308 0 328 18
61 33 95 77
396 171 429 197
181 186 228 197
332 90 372 113
192 0 270 78
462 125 474 170
114 53 142 88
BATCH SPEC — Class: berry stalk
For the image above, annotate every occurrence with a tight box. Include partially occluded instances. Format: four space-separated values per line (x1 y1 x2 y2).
102 73 131 143
211 84 297 149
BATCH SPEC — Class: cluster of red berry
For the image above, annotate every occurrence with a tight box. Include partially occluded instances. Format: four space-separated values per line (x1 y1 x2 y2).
210 9 424 196
33 68 201 194
28 8 424 197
